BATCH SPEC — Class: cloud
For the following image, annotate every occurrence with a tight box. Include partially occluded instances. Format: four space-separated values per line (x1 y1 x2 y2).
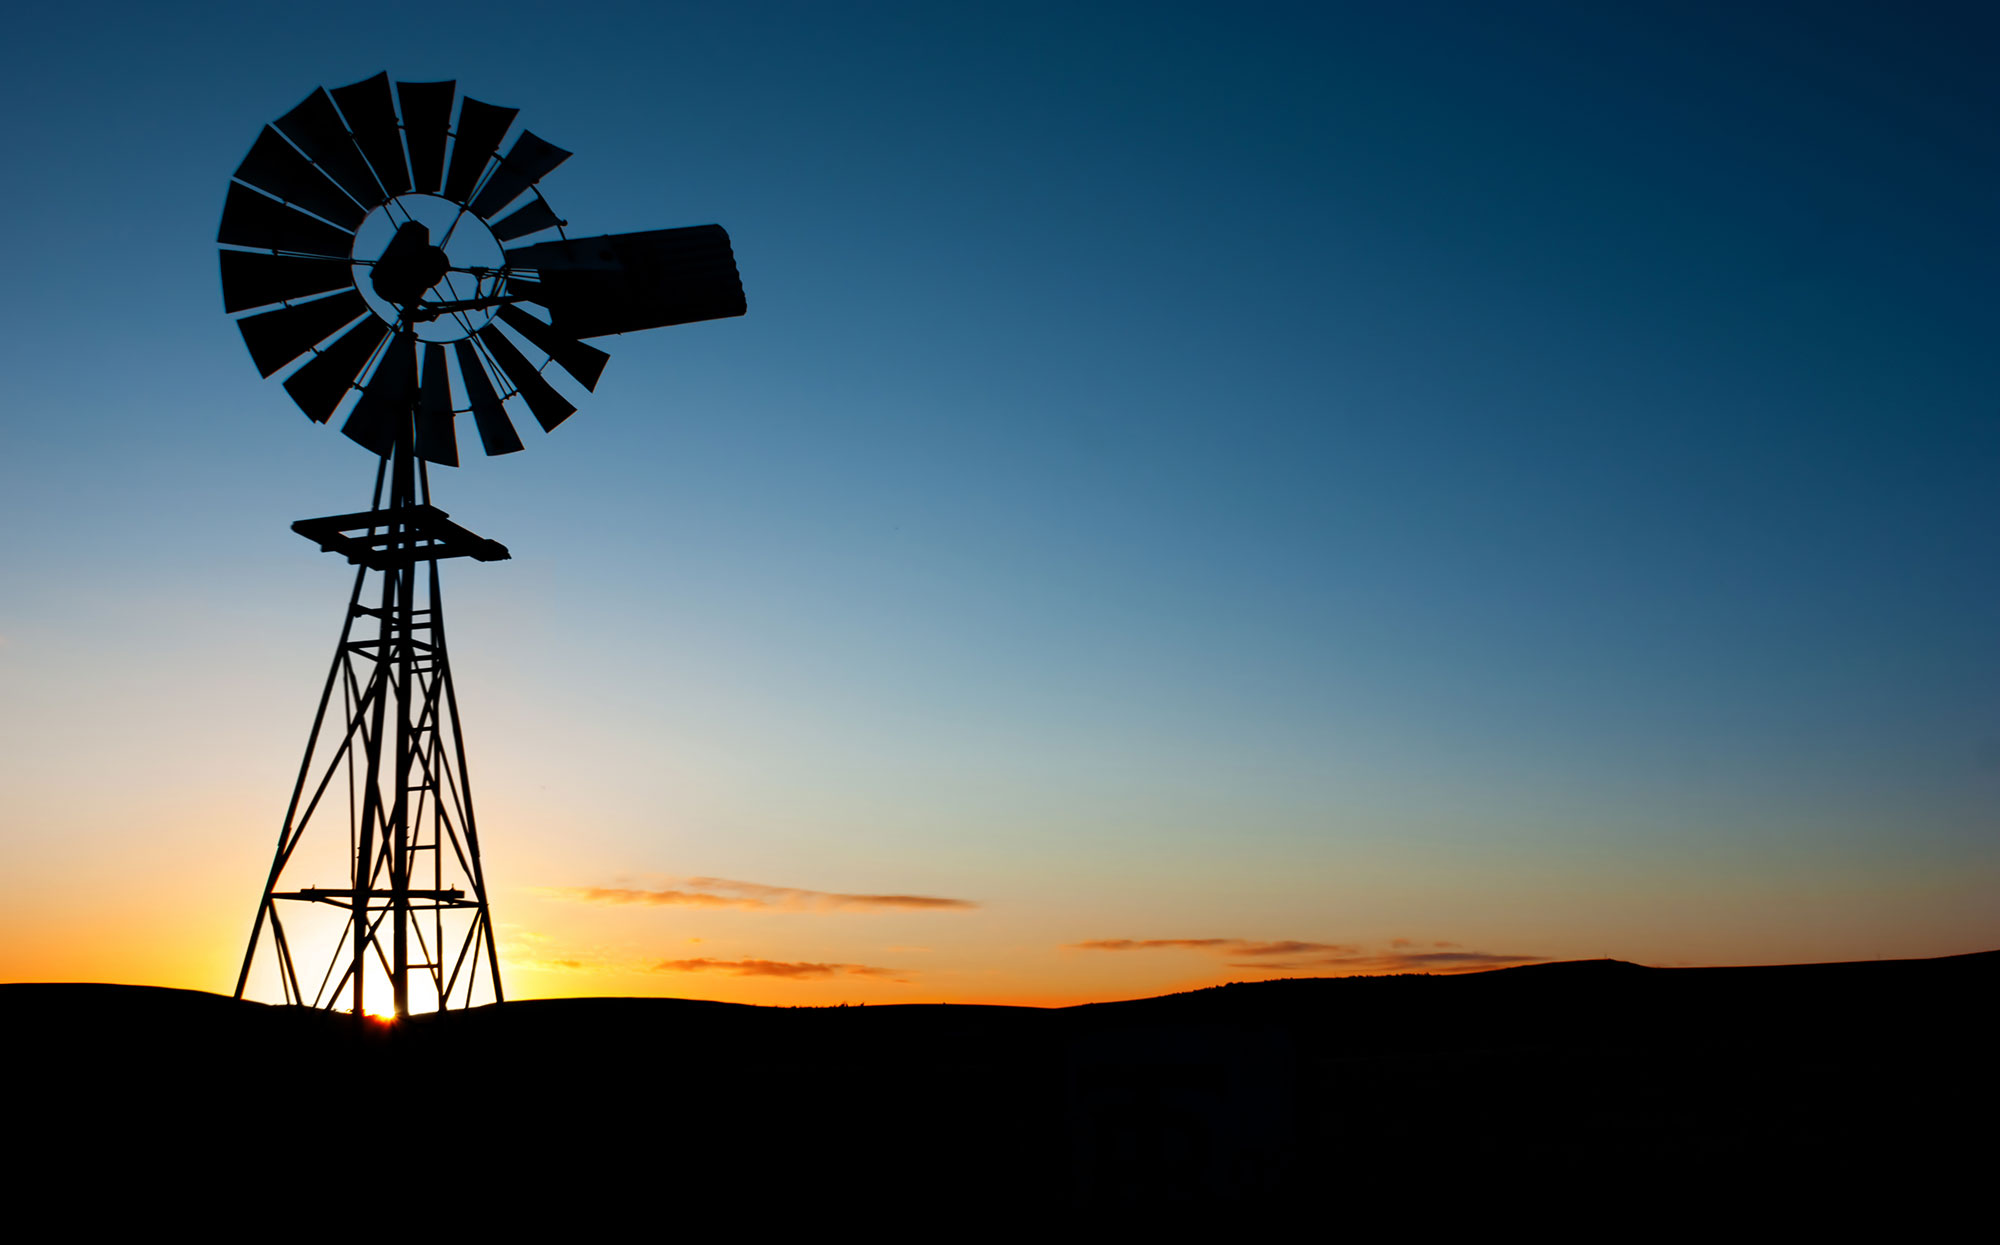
1071 937 1545 976
557 887 749 908
691 877 976 911
503 952 605 973
652 958 907 981
1069 939 1239 952
1234 940 1360 957
1068 938 1357 957
545 877 976 913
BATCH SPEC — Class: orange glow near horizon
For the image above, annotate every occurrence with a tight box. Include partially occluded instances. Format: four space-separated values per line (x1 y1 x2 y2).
7 919 1996 1013
6 806 1994 1012
7 857 1994 1013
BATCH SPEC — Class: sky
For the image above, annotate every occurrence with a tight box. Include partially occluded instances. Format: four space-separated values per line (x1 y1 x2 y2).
1 0 1994 1008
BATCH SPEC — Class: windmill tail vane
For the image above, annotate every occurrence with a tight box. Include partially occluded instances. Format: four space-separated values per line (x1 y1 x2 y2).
222 74 744 1017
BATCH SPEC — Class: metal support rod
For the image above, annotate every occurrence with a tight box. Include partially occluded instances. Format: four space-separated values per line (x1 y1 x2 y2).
390 441 415 1018
350 520 393 1017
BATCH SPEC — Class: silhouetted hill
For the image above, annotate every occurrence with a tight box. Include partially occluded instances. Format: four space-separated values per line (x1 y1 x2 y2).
9 953 1992 1211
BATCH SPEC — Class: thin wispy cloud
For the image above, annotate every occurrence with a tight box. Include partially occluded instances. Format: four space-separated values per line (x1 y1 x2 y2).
498 928 619 975
558 887 747 908
653 957 908 981
1070 937 1545 975
502 954 595 973
1071 938 1236 952
546 876 977 913
1072 938 1359 957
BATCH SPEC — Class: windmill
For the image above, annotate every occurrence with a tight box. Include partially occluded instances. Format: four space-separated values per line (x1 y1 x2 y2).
222 73 744 1018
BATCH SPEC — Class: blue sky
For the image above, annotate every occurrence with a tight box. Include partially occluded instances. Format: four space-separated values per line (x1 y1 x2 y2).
1 1 1994 1004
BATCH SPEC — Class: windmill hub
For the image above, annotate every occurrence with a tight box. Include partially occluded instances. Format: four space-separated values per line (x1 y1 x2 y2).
369 221 449 307
352 195 506 342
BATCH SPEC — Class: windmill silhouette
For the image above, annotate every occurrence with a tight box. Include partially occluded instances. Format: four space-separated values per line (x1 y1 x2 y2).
220 73 744 1017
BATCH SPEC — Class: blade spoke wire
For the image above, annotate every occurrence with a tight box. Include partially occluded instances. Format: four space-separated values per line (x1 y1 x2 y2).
234 121 371 226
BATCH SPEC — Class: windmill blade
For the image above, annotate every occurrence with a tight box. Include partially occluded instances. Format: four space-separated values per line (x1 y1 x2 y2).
497 304 608 391
219 184 355 257
283 316 390 423
227 76 747 464
507 226 745 338
233 127 365 230
453 340 523 455
331 73 411 198
220 251 351 313
443 97 517 204
342 331 418 456
468 132 570 219
396 80 456 194
275 87 384 209
488 196 563 243
475 324 574 432
236 289 368 377
416 342 459 466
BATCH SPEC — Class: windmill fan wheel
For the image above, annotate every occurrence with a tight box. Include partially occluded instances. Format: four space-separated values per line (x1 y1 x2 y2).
219 72 746 465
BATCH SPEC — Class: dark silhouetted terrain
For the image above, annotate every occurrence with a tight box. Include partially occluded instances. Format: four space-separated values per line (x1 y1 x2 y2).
8 953 1991 1211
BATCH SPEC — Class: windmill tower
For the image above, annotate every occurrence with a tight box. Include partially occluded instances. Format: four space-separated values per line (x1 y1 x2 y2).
219 74 745 1017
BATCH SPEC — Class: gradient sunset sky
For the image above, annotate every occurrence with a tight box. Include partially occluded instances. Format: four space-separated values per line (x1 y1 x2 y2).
1 0 1994 1007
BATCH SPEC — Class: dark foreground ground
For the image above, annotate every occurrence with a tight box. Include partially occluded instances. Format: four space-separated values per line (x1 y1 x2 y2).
7 953 1993 1212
